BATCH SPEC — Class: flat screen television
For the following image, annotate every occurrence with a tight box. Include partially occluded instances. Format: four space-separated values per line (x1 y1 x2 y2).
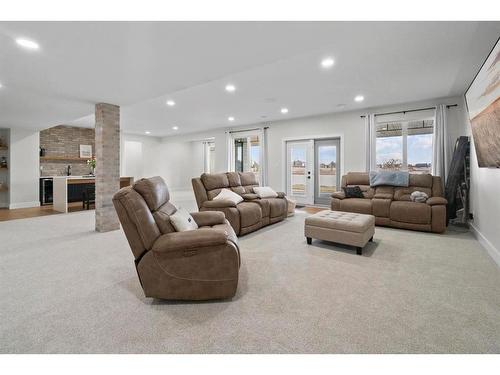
465 37 500 168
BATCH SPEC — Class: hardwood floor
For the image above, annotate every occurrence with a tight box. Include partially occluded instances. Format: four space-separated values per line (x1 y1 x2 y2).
0 202 94 222
300 206 329 214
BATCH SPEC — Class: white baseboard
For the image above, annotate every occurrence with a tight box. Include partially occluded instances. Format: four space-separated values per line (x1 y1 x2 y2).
9 201 41 209
470 223 500 267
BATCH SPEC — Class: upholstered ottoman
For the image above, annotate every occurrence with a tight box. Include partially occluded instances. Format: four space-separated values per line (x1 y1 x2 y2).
304 210 375 255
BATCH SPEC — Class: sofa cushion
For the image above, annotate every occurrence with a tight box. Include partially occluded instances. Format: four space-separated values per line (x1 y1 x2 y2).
394 186 432 201
267 197 287 218
390 201 431 224
227 172 242 187
239 172 259 185
372 198 391 218
253 186 278 198
213 188 243 205
169 207 199 232
201 173 229 191
134 176 170 211
338 198 372 215
342 186 364 198
409 174 433 188
344 172 369 186
237 202 262 228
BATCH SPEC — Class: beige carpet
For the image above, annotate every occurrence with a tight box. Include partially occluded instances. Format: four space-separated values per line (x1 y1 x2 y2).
1 209 499 353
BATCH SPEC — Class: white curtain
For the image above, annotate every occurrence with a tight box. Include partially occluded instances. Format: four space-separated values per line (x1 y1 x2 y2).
260 126 269 186
432 104 450 180
365 114 376 171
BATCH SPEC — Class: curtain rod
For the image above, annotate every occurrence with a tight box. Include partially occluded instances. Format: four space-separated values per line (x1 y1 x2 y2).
226 126 269 134
359 104 458 118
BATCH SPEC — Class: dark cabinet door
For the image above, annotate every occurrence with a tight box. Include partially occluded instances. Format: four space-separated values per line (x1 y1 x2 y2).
67 184 91 203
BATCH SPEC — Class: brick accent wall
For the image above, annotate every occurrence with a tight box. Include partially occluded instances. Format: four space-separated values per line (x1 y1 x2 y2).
40 125 95 176
95 103 120 232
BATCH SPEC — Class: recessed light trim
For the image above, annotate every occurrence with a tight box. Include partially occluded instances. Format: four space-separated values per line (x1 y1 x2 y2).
228 116 235 122
281 108 289 114
166 100 175 107
225 84 236 93
145 131 151 135
172 126 179 130
354 95 364 102
321 57 335 68
16 38 40 50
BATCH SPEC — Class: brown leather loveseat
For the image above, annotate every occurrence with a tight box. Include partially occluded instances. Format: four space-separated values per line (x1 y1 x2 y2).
113 176 240 300
331 172 447 233
192 172 288 236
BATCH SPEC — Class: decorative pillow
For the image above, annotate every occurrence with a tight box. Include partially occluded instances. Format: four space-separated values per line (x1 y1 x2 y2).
213 188 243 205
253 186 278 198
169 207 199 232
342 186 364 198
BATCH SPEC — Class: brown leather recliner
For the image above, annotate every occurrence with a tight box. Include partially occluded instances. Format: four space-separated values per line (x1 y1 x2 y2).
331 172 447 233
192 172 288 236
113 176 240 300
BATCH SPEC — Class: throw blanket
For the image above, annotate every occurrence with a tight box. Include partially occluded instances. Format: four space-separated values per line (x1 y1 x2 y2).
369 171 409 187
410 191 429 203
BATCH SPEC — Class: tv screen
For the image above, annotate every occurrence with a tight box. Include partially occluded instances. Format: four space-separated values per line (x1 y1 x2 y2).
465 37 500 168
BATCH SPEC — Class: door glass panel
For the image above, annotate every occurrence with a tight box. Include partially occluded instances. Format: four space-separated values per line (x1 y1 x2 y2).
290 144 307 196
317 145 337 194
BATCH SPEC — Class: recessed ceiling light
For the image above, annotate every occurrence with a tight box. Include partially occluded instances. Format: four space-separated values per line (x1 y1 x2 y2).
321 57 335 68
281 108 289 114
15 38 40 50
225 84 236 93
0 82 3 89
354 95 364 102
166 100 175 106
172 126 179 130
228 116 235 122
145 131 151 135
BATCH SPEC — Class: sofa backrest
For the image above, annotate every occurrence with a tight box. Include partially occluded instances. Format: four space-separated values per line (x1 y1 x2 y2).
113 176 176 260
193 172 260 207
341 172 444 201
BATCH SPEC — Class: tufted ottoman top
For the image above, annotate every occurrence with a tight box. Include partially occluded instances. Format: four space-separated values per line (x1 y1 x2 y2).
305 210 375 233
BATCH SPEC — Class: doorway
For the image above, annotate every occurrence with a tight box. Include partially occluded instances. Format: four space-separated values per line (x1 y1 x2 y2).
286 138 340 206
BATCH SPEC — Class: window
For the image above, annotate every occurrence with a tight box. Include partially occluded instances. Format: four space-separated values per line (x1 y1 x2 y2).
376 119 433 174
231 133 261 180
203 141 215 173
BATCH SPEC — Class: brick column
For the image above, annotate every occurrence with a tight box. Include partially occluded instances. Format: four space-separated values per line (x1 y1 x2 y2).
95 103 120 232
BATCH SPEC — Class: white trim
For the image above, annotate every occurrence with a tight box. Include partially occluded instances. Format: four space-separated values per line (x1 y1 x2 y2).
470 223 500 267
9 201 40 209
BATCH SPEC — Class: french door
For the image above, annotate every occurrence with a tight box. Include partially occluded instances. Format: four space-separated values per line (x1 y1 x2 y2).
286 138 340 206
286 140 314 205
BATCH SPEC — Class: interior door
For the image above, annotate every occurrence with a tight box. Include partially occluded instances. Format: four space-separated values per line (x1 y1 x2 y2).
314 139 340 205
286 140 314 205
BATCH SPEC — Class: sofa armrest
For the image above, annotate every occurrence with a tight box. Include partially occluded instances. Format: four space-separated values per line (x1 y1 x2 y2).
426 197 448 206
202 199 237 208
331 192 345 199
152 229 228 253
191 211 226 226
241 193 259 201
276 192 286 198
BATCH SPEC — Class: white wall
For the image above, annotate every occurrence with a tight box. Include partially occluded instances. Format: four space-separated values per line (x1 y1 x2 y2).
120 133 162 182
9 128 40 209
462 96 500 265
157 96 466 192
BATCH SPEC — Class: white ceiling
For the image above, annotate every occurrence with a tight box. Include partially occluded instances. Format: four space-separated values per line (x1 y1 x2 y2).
1 21 499 135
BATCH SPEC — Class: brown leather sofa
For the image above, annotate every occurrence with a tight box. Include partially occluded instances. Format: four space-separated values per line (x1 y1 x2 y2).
113 176 240 300
331 172 447 233
192 172 288 236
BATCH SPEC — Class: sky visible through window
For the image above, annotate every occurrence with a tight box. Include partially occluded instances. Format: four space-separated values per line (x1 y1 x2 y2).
376 133 432 165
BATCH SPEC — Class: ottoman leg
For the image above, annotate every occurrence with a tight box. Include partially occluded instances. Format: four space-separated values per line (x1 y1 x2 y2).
369 236 373 242
356 246 362 255
306 237 312 245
